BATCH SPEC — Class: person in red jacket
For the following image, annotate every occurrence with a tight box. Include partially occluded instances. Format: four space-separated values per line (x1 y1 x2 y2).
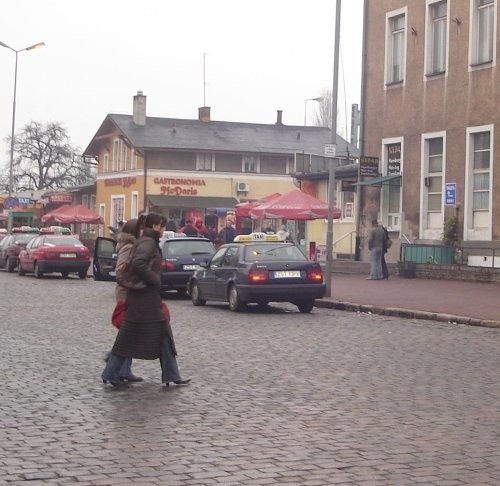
194 219 208 238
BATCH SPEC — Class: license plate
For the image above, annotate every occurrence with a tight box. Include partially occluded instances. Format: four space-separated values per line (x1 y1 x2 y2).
60 253 76 258
183 264 199 271
274 270 301 278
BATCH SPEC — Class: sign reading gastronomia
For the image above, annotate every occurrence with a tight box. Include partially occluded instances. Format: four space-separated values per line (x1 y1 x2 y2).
154 177 206 196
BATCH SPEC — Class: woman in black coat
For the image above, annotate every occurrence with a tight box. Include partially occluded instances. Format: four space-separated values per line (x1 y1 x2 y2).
102 213 190 387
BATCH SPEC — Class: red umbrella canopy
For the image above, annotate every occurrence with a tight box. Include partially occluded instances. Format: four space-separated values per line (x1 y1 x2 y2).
41 204 103 224
249 189 341 220
235 193 281 218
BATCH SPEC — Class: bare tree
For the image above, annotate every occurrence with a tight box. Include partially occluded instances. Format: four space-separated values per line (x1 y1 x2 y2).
7 121 89 192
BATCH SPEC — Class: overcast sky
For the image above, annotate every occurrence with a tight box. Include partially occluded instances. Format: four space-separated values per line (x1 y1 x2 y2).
0 0 363 169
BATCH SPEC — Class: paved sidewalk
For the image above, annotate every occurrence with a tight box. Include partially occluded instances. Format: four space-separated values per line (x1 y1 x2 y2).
317 273 500 328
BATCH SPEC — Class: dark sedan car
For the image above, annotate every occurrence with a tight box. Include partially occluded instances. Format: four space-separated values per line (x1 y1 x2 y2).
0 227 39 272
161 235 216 296
188 233 326 313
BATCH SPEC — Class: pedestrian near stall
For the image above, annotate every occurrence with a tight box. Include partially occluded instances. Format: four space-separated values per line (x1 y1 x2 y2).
381 224 391 280
102 212 191 388
367 219 386 280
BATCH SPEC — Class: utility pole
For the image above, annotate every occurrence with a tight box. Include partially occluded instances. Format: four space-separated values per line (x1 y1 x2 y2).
325 0 341 298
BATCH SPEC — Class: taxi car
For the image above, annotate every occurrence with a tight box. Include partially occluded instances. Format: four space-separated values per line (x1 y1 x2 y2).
160 231 216 296
0 226 39 272
17 227 90 279
188 232 326 313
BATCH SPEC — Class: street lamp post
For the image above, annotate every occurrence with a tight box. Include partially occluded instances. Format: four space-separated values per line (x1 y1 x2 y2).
304 97 325 126
0 40 45 196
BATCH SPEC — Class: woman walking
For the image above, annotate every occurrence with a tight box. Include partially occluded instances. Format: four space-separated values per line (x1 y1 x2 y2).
102 212 190 387
108 218 143 382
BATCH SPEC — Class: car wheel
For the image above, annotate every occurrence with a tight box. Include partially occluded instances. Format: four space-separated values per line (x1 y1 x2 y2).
190 282 206 306
17 263 25 276
7 257 16 273
61 271 69 279
228 284 246 312
78 270 87 279
177 288 188 297
297 300 314 313
34 263 43 279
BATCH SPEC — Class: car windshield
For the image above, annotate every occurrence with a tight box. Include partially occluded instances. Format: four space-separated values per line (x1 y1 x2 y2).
43 236 83 247
12 234 35 244
163 240 215 257
244 244 307 262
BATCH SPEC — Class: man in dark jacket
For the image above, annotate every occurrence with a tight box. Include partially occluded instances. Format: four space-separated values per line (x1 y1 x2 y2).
180 219 198 237
218 221 236 244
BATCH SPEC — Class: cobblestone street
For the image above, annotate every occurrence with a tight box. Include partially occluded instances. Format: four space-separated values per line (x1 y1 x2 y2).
1 271 499 485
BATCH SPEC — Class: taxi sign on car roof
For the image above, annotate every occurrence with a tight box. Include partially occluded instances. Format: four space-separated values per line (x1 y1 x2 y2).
39 226 71 235
162 231 187 239
233 232 282 243
11 226 39 234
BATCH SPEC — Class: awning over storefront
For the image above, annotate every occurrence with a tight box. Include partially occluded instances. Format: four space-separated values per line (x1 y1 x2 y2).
148 195 239 209
354 174 401 186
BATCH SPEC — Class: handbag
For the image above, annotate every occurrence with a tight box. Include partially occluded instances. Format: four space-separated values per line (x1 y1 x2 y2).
386 237 393 249
111 300 171 329
111 300 126 329
115 244 148 290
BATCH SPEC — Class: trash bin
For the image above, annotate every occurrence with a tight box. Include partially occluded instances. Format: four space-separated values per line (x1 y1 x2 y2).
398 261 416 278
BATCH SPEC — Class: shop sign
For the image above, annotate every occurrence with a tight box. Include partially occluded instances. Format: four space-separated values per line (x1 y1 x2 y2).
104 176 137 188
49 194 73 203
154 177 206 196
341 180 356 192
387 144 401 175
359 157 379 177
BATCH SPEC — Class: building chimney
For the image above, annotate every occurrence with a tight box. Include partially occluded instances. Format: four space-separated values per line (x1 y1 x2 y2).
276 110 283 125
133 91 146 126
198 106 211 122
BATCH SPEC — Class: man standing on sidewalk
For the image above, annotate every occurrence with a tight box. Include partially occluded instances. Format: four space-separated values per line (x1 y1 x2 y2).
367 219 386 280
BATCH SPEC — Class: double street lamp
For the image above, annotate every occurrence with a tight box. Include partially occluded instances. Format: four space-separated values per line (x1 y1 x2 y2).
0 40 45 196
304 97 325 126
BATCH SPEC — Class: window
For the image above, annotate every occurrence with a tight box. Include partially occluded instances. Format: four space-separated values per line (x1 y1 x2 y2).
243 155 259 173
111 196 125 229
103 153 109 173
131 191 139 219
121 142 127 171
426 1 448 74
382 140 403 230
196 152 214 171
464 126 493 240
421 135 445 237
470 0 495 66
472 132 490 211
112 140 119 171
131 150 138 170
99 203 106 237
386 11 406 84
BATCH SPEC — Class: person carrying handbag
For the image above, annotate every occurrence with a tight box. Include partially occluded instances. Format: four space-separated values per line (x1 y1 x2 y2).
106 218 143 382
102 213 190 388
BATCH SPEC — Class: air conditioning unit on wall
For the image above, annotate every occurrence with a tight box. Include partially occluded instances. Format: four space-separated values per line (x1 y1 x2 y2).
237 182 250 192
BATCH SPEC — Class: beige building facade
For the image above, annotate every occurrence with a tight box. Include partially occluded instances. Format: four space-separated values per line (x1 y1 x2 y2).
361 0 499 255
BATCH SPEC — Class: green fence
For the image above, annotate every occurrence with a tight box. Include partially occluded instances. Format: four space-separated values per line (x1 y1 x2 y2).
401 244 455 264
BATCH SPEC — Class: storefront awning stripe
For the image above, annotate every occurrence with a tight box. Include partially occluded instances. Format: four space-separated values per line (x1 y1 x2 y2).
353 174 401 186
148 195 239 209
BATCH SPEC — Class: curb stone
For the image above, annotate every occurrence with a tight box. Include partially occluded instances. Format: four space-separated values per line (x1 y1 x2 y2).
315 299 500 329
